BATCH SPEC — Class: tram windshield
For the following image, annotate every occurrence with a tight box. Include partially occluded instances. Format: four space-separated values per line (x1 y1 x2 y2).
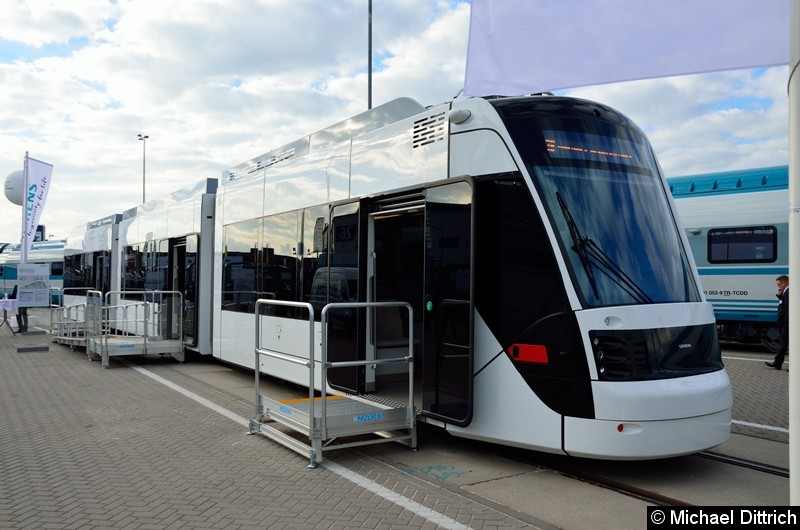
494 98 701 308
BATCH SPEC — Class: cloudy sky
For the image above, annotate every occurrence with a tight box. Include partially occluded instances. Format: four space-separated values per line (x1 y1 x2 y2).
0 0 789 243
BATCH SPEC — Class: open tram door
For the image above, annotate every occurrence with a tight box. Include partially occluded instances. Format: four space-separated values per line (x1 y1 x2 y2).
366 180 474 426
93 253 109 293
168 236 199 346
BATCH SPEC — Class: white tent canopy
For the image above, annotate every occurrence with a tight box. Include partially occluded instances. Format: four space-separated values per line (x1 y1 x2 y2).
464 0 789 96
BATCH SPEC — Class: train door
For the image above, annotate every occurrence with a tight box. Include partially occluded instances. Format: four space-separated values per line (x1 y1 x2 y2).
325 202 362 393
169 237 198 345
367 180 473 425
93 253 108 293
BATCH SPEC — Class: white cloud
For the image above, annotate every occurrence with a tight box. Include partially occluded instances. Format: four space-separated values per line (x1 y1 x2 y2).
0 0 790 243
0 0 117 47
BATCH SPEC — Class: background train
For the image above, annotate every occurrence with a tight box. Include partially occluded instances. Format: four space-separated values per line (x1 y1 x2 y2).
56 94 731 460
667 166 788 351
0 239 65 305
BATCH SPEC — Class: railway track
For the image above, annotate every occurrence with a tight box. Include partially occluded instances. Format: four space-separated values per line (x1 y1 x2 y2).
697 450 790 478
503 445 790 508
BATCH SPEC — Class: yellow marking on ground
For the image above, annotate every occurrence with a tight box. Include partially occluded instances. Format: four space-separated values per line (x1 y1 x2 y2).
280 395 346 405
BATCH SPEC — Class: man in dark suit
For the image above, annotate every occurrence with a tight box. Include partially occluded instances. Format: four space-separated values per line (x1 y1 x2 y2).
10 284 29 333
766 275 789 370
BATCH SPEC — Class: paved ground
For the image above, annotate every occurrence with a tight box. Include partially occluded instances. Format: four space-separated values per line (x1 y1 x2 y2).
722 344 789 445
0 309 790 529
0 310 547 530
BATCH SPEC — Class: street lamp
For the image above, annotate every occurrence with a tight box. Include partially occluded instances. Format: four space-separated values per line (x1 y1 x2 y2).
137 133 149 203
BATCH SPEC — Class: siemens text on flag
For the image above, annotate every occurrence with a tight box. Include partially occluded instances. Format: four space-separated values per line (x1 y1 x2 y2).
463 0 790 97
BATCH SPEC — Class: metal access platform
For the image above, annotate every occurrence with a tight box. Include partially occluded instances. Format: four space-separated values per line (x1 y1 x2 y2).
248 300 417 468
51 302 88 349
51 288 96 349
84 290 185 368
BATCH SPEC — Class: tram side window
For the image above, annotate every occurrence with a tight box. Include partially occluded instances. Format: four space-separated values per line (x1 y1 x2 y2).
306 205 360 326
302 205 329 313
123 244 146 291
222 218 262 313
221 213 303 315
142 239 168 290
260 211 301 317
708 226 777 264
64 254 92 289
144 240 158 289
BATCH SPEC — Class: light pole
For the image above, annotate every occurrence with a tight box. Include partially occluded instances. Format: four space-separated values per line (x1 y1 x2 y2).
137 133 149 203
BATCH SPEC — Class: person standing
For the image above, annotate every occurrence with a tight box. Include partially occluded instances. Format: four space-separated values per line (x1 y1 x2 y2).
10 284 29 333
766 275 789 370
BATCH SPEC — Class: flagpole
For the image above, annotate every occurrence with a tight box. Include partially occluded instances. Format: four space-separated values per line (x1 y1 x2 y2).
788 0 799 506
367 0 372 110
20 152 29 265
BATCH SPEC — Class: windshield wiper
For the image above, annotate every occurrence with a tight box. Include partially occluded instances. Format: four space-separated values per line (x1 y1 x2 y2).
556 192 600 300
556 192 653 304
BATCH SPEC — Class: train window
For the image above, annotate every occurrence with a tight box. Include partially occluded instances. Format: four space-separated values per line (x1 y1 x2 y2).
143 239 168 290
64 253 92 290
221 218 262 314
123 244 146 291
707 226 777 263
260 211 300 317
302 204 329 319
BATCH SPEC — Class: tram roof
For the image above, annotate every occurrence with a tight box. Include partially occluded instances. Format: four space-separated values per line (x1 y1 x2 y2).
222 97 427 182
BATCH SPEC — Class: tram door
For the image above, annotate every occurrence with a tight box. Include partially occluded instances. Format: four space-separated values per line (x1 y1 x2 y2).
368 181 473 425
93 253 109 293
170 237 198 345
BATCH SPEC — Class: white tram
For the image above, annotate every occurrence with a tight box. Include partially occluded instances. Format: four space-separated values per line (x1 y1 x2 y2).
62 213 123 307
61 180 217 355
209 95 732 460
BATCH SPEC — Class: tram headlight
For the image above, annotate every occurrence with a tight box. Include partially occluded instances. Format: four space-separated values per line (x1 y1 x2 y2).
596 349 604 360
598 365 606 375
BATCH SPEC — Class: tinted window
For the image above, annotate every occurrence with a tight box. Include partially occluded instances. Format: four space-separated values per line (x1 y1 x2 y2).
708 226 777 263
222 218 261 314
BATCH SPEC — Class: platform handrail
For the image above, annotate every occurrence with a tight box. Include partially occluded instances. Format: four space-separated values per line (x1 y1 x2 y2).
103 290 184 343
50 301 87 337
253 299 416 466
320 301 414 438
58 286 96 307
254 299 316 439
82 289 184 366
